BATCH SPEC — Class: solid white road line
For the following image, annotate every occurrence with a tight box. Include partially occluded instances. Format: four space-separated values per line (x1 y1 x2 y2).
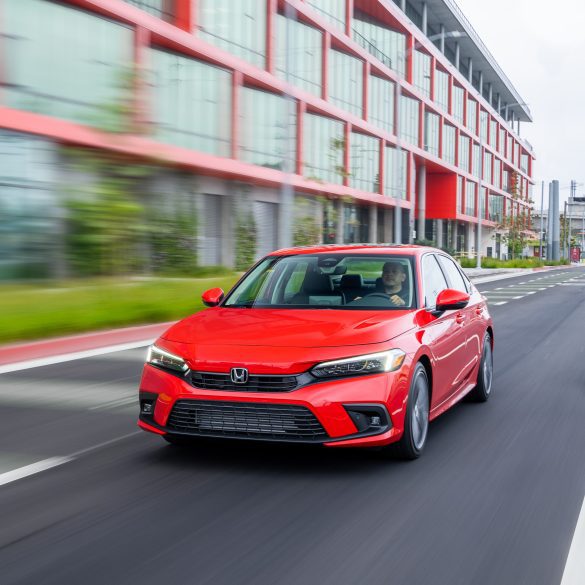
492 301 508 305
560 494 585 585
0 339 154 375
0 457 72 487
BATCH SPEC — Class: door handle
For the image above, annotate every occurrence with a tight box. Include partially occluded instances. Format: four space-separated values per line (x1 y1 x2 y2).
456 313 465 324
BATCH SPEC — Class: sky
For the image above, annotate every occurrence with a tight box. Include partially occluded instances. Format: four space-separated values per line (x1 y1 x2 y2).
455 0 585 206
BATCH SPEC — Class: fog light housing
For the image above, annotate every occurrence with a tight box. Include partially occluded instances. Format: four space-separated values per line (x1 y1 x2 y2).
344 404 391 435
141 401 154 415
139 391 158 420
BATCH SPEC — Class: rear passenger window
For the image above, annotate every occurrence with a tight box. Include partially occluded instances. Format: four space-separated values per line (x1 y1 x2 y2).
422 255 448 307
436 255 468 293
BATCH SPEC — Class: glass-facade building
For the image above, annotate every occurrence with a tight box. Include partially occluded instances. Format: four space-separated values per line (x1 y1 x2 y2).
0 0 535 276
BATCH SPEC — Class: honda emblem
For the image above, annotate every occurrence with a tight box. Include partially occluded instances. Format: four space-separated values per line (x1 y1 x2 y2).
230 367 249 384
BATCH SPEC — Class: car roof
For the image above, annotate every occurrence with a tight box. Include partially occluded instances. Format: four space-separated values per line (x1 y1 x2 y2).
268 244 444 257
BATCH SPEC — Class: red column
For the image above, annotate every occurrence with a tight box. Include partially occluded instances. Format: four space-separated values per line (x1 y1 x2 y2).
345 0 354 37
362 61 370 121
406 34 414 84
133 26 151 133
407 151 414 203
322 31 331 101
296 100 306 176
343 122 351 187
266 0 277 74
231 71 243 160
176 0 194 33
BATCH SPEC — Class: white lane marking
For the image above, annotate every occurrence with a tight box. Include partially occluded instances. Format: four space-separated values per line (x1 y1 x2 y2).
492 301 507 305
561 494 585 584
526 291 536 295
0 339 154 375
513 296 524 299
0 457 72 487
0 431 141 488
89 396 137 411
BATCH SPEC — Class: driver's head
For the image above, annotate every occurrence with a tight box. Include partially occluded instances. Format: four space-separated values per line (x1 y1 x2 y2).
382 261 406 289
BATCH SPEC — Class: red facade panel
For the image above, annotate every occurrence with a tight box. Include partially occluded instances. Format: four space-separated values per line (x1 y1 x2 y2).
425 173 458 219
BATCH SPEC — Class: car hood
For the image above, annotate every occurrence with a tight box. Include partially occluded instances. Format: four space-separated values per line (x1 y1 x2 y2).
162 307 416 348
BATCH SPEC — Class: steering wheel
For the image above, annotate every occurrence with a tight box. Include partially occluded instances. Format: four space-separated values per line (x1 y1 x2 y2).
364 293 392 300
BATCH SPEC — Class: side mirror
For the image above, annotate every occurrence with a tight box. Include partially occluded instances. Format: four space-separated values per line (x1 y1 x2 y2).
435 289 470 312
202 287 224 307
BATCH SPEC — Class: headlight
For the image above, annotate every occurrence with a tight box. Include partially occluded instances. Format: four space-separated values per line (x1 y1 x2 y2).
311 350 405 378
147 344 189 373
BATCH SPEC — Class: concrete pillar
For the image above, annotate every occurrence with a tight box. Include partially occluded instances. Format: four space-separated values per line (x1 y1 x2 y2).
417 164 427 242
422 2 428 35
488 83 493 105
383 208 394 242
440 24 445 53
478 71 483 96
467 224 474 258
335 199 344 244
394 206 402 244
452 221 459 251
400 0 406 11
468 58 473 83
551 180 560 260
455 43 460 69
436 219 444 248
368 204 378 243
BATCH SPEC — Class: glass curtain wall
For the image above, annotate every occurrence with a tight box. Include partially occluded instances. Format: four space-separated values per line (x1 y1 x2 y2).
275 15 322 96
424 111 440 156
479 110 488 143
352 14 406 77
350 132 379 192
467 99 477 135
240 87 293 170
343 204 369 243
384 146 407 199
493 159 501 189
198 0 266 68
442 123 456 165
303 113 345 184
307 0 346 30
499 128 506 155
465 180 476 216
458 135 470 173
368 75 394 135
520 153 529 174
489 193 504 223
472 143 481 178
413 50 431 99
452 85 465 125
400 95 419 145
328 49 363 117
150 49 232 155
123 0 174 21
434 69 449 112
489 119 497 149
483 152 492 184
3 0 133 126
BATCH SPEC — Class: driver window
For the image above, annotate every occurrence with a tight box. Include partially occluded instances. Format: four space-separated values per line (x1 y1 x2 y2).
422 254 448 307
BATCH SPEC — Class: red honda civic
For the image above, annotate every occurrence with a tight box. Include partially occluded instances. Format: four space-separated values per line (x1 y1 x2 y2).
138 245 493 459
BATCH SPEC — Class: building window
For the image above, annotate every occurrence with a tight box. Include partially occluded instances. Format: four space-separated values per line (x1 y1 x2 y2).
123 0 174 22
459 135 470 173
3 0 133 127
368 75 394 135
483 152 492 185
507 135 513 161
489 119 498 149
452 85 465 125
442 123 456 166
328 49 363 117
472 143 481 178
350 132 379 193
499 128 506 155
465 180 476 216
413 50 431 98
343 204 369 243
467 99 477 135
434 69 449 112
352 13 406 77
520 153 529 174
400 95 419 145
384 146 407 199
457 176 464 213
480 110 488 143
489 193 504 223
493 159 501 189
240 87 294 171
150 49 232 156
276 15 322 97
307 0 346 30
503 170 510 193
424 111 440 156
303 113 344 184
198 0 266 68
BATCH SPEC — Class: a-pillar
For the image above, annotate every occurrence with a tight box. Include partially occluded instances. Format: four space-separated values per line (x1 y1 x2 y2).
335 199 344 244
417 164 426 242
369 204 378 243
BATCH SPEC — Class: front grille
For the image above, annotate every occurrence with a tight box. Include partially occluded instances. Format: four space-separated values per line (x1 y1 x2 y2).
167 400 329 442
190 372 299 392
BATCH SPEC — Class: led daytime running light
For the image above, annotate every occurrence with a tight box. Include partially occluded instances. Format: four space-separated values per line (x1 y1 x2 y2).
147 345 189 373
311 350 405 378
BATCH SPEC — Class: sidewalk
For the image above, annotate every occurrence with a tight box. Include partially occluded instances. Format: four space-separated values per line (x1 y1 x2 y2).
0 265 574 371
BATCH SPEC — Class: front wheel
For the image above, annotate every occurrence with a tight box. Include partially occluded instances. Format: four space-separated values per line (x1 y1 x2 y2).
394 363 430 460
468 332 493 403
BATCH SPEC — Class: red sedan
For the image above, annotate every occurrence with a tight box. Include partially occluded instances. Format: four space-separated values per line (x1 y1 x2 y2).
138 245 493 459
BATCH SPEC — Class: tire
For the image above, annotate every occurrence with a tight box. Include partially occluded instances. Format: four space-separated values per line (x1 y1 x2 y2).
468 332 493 403
394 362 430 460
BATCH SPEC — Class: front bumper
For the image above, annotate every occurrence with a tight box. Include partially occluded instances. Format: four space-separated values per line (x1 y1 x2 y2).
138 363 411 447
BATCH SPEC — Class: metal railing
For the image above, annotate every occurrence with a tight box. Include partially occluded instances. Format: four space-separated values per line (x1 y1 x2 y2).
352 29 393 70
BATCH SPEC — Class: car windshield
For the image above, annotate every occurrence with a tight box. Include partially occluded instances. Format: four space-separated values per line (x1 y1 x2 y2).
224 254 416 310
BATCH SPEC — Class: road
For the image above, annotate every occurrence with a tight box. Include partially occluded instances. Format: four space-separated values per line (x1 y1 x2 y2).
1 268 584 585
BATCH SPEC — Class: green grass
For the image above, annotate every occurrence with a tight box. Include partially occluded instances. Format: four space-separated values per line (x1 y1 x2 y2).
458 257 570 269
0 275 240 345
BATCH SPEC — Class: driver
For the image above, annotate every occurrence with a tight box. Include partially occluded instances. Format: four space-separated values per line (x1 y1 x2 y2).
376 261 409 306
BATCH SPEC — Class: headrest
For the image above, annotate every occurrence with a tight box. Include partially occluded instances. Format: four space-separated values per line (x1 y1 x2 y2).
333 265 347 275
302 271 333 294
340 274 364 289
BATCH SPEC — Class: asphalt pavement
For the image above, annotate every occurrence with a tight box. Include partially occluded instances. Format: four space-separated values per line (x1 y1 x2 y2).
1 268 585 585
